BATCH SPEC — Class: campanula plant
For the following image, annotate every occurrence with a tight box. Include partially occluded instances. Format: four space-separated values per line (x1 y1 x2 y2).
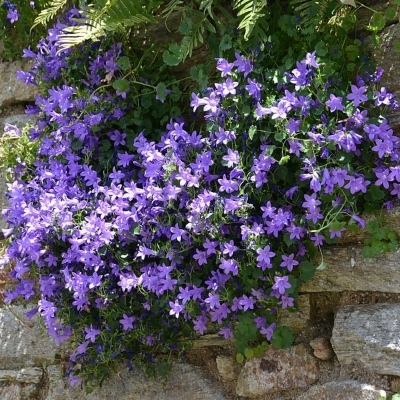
0 7 399 392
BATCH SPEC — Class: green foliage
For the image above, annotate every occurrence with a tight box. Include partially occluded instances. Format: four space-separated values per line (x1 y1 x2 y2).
31 0 69 30
233 0 267 40
0 0 47 60
362 218 398 258
271 326 295 349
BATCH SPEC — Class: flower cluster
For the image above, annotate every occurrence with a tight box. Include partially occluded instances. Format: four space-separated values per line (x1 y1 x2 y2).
1 11 399 389
3 1 19 24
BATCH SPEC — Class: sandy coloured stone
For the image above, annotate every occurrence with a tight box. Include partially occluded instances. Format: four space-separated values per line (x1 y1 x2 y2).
235 344 319 398
309 337 334 361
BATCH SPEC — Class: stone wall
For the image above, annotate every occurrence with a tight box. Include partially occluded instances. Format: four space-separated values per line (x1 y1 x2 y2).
2 8 400 399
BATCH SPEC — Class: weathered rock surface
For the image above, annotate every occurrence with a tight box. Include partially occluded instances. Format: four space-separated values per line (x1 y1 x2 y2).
235 344 319 398
216 355 239 381
1 383 21 400
309 337 334 361
45 363 227 400
301 246 400 293
0 305 61 369
0 61 36 108
277 294 310 334
0 368 43 384
297 380 387 400
331 303 400 376
0 113 36 131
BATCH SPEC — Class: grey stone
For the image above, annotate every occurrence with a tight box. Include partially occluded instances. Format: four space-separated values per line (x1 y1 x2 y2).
277 294 310 334
1 114 36 132
372 24 400 93
0 61 36 107
331 303 400 376
0 305 61 369
0 367 42 383
300 246 400 292
0 383 21 400
235 344 319 398
216 355 239 381
45 363 227 400
297 380 387 400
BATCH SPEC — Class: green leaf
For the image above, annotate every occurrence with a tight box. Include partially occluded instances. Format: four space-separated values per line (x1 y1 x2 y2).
315 41 327 56
248 125 257 140
236 353 245 363
395 40 400 52
163 44 184 66
366 185 385 201
179 16 192 35
299 260 316 282
156 82 167 103
345 44 359 61
393 0 400 6
368 12 386 32
385 6 397 19
190 64 208 92
271 326 294 349
244 347 254 359
219 33 232 52
117 56 130 71
112 79 130 93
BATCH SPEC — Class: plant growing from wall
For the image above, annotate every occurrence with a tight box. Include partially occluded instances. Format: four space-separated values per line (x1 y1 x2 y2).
0 0 399 393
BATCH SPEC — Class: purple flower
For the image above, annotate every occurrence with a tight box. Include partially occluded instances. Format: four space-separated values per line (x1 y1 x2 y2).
239 295 255 311
280 254 299 271
219 258 239 275
120 314 136 331
325 94 344 112
84 325 101 343
169 300 184 318
261 322 276 341
216 58 234 77
222 149 240 167
302 193 321 210
218 175 239 193
272 276 291 295
219 325 233 339
305 51 319 68
193 315 208 334
346 85 368 107
6 8 19 23
256 245 275 270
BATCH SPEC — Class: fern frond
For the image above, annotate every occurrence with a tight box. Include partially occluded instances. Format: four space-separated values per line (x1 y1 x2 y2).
31 0 69 30
56 0 158 51
198 0 216 18
99 0 157 25
290 0 331 28
179 12 215 61
160 0 185 18
233 0 267 40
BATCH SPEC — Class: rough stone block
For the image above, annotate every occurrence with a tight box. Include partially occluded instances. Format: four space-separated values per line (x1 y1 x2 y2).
235 344 319 398
277 294 310 334
297 380 387 400
45 363 227 400
301 246 400 293
332 303 400 376
0 61 36 108
0 305 61 369
0 367 42 383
